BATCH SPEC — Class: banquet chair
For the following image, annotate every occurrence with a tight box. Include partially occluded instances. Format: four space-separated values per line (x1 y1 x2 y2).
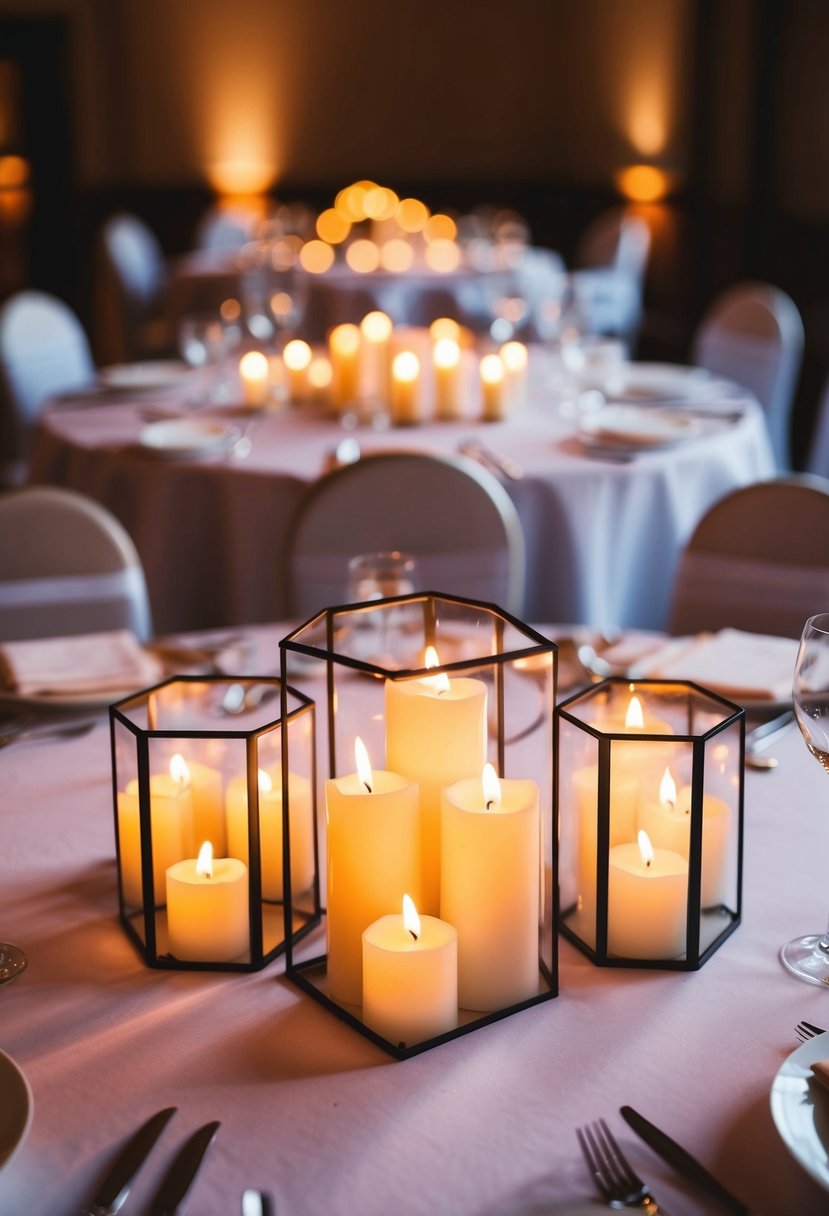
804 372 829 478
0 290 95 487
0 486 153 642
96 211 173 364
667 474 829 639
691 281 804 472
285 451 526 619
571 209 650 350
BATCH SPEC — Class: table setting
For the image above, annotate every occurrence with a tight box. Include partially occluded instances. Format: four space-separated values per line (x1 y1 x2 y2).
2 604 829 1215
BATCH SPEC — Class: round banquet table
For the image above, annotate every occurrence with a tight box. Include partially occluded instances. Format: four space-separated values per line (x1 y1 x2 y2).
0 621 827 1216
27 354 776 636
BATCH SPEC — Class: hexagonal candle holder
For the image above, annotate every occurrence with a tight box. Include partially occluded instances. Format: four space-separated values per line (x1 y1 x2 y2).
280 592 558 1058
109 675 319 970
556 677 744 969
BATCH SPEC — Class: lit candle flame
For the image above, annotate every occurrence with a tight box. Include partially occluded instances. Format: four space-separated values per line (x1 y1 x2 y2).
659 766 678 809
637 829 654 868
625 694 644 730
196 840 213 879
482 762 501 810
355 736 373 794
422 645 450 693
169 754 190 788
402 893 420 941
258 768 273 794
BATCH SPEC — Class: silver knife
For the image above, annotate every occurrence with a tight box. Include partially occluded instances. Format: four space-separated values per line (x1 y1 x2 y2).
150 1120 220 1215
81 1106 177 1216
620 1105 749 1214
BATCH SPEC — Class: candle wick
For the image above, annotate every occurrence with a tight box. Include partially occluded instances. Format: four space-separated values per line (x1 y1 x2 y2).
645 858 652 868
408 928 418 942
486 799 494 811
363 780 372 794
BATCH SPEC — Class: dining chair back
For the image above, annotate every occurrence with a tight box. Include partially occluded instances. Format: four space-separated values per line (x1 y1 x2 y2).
668 474 829 639
805 372 829 479
691 281 803 471
572 209 650 351
285 451 526 619
0 486 152 642
0 290 95 486
96 212 171 363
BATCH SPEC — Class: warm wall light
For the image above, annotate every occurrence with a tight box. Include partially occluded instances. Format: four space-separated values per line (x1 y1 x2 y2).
615 164 672 203
207 159 275 197
0 154 29 190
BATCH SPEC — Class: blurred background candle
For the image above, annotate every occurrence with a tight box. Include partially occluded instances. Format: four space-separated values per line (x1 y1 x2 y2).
166 841 249 963
282 338 312 401
117 753 193 906
307 353 333 405
433 337 462 420
389 350 421 424
225 766 314 903
441 764 540 1010
239 349 269 407
360 310 393 401
500 340 528 412
385 647 487 913
362 894 458 1046
325 738 421 1006
479 353 506 421
637 767 731 908
607 829 688 959
328 322 360 409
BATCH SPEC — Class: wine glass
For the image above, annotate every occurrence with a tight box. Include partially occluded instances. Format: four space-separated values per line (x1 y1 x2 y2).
0 941 27 985
347 551 417 602
781 611 829 984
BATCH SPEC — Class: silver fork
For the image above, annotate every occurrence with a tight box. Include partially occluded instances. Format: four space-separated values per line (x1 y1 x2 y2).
795 1020 826 1042
577 1118 671 1213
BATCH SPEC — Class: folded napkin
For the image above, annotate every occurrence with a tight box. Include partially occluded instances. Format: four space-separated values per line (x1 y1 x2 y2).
627 627 799 703
0 629 163 696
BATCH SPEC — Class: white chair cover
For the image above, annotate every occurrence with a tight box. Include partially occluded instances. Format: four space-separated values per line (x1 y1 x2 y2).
806 374 829 478
0 568 151 643
691 282 803 471
97 212 170 362
572 210 651 350
285 452 525 619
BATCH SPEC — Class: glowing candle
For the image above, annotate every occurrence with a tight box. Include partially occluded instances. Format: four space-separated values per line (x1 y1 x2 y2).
362 894 458 1046
166 841 249 963
117 754 193 907
307 354 333 404
433 338 462 420
480 353 506 421
573 764 639 938
225 767 314 903
325 738 421 1006
389 350 421 424
441 765 540 1010
283 339 312 401
186 759 225 857
239 350 269 408
607 829 688 959
328 323 361 410
360 310 393 401
500 341 528 412
637 767 731 909
385 647 487 913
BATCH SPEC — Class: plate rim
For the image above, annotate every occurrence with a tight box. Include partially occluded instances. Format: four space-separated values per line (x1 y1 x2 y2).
770 1034 829 1192
0 1048 33 1171
578 404 700 449
98 359 194 389
138 417 240 458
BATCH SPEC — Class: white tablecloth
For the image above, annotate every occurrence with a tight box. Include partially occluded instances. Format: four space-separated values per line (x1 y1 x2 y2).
0 623 827 1215
28 355 776 637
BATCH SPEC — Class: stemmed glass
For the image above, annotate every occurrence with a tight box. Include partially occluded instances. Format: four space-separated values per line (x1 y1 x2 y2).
0 941 27 985
781 611 829 984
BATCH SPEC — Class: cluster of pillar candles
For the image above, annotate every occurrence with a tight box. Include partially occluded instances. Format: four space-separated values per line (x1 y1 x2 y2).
237 313 529 425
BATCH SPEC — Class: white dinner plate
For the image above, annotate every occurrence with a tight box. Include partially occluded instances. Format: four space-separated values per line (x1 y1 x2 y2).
0 1050 33 1172
138 418 241 460
585 362 714 404
578 405 700 450
770 1033 829 1192
98 360 195 393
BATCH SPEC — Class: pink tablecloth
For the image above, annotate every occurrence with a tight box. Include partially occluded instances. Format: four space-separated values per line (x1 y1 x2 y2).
0 623 826 1215
28 356 776 636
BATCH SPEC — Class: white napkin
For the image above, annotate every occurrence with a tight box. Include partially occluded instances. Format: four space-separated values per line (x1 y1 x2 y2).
0 629 163 696
629 628 799 702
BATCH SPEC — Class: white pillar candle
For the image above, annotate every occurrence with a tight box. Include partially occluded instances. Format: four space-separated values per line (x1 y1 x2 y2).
573 763 639 937
441 765 540 1011
389 350 421 424
607 830 688 959
637 768 731 909
225 767 314 903
325 739 421 1006
307 353 333 405
362 894 457 1046
500 340 528 412
117 755 193 906
601 691 676 786
385 650 487 914
239 350 269 408
359 310 393 401
282 339 313 401
479 353 506 421
433 337 462 420
186 759 225 858
166 841 249 962
328 323 361 410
